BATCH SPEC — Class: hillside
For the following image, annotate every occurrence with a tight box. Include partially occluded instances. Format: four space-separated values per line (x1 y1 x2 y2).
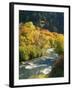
19 22 64 62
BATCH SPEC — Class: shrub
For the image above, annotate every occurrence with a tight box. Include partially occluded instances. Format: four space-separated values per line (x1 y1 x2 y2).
54 41 64 55
36 47 42 57
19 46 30 61
29 46 42 59
19 22 64 62
54 35 64 55
29 47 37 58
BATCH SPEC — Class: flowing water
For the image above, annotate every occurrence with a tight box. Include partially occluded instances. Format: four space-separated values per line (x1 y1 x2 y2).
19 48 59 79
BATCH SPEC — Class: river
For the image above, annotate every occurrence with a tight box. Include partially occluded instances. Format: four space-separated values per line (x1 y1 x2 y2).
19 48 59 79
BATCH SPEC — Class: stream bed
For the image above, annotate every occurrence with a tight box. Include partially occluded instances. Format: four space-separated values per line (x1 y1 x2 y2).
19 48 59 79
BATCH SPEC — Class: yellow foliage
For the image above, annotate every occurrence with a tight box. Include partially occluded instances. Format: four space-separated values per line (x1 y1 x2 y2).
19 22 64 47
19 21 64 61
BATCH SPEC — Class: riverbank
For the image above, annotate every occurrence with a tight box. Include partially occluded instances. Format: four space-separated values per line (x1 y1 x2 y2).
49 54 64 77
19 52 60 79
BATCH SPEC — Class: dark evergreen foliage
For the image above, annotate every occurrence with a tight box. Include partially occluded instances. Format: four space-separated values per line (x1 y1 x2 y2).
19 11 64 34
